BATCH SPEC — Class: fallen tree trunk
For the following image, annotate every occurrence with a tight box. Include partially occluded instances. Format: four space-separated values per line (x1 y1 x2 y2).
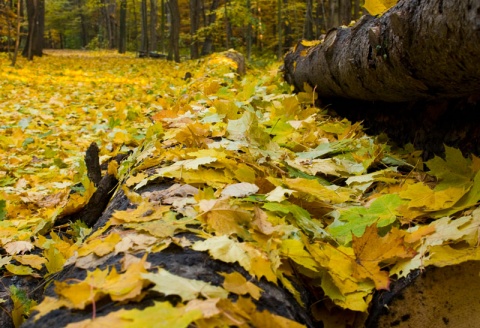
21 187 313 328
283 0 480 102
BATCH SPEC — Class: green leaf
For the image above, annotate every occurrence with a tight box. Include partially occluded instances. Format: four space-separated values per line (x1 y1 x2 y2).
0 199 6 220
327 194 403 244
426 146 473 187
263 202 329 239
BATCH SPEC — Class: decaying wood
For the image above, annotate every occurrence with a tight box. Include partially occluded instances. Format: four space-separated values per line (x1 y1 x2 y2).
21 186 314 328
55 143 119 228
85 142 102 187
283 0 480 102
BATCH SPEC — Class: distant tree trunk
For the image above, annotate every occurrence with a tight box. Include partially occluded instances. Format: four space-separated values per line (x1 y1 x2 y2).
328 0 338 28
283 0 480 102
159 0 165 52
353 0 360 19
245 0 252 60
224 0 231 49
189 0 201 59
118 0 127 53
102 0 116 48
132 0 139 49
167 0 180 62
304 0 314 40
22 0 44 60
201 0 219 55
150 0 157 51
11 0 22 66
283 0 293 47
276 0 282 59
76 0 89 48
338 0 351 25
140 0 149 54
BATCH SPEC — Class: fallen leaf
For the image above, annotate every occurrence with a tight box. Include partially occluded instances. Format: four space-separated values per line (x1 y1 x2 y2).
143 269 228 301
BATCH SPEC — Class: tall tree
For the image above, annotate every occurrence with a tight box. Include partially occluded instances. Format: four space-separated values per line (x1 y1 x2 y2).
277 0 282 59
101 0 116 48
76 0 89 47
140 0 149 54
118 0 127 53
23 0 44 60
167 0 180 62
189 0 201 59
10 0 22 65
150 0 157 51
159 0 165 52
201 0 219 55
303 0 314 40
245 0 252 59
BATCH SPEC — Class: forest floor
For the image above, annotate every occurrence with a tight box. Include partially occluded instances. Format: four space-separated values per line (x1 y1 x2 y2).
0 50 479 327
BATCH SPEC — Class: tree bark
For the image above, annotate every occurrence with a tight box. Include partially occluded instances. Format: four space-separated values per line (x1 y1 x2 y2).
22 0 44 59
303 0 314 40
167 0 180 62
118 0 127 53
150 0 157 51
201 0 219 55
283 0 480 103
189 0 201 59
140 0 149 54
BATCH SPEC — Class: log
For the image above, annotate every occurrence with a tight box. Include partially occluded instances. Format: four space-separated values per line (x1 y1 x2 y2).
283 0 480 102
20 186 314 328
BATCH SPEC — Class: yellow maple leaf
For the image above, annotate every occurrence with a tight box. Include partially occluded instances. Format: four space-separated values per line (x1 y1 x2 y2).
192 235 251 272
55 255 149 309
280 239 319 272
77 232 121 257
284 178 352 204
143 269 228 301
220 271 263 300
400 182 466 211
364 0 397 16
13 254 47 270
110 202 170 224
5 264 35 276
66 301 202 328
352 225 416 290
197 199 252 238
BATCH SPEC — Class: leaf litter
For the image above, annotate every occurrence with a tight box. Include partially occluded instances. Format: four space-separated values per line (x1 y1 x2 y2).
1 50 480 326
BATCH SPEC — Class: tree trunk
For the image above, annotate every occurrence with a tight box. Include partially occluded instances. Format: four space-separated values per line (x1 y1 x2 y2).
189 0 201 59
150 0 157 51
276 0 282 59
118 0 127 53
140 0 149 54
283 0 480 103
101 0 116 49
76 0 89 48
167 0 180 62
11 0 22 66
303 0 314 40
1 137 314 328
201 0 219 55
245 0 252 60
22 0 44 59
159 0 165 52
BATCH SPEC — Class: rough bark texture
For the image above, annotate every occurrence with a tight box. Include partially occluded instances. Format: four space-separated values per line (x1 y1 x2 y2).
20 186 314 328
284 0 480 102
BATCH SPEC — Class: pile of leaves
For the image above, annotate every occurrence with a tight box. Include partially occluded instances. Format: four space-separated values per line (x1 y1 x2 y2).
1 50 479 327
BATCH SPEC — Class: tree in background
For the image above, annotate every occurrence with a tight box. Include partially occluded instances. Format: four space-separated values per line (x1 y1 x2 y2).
0 0 370 61
22 0 45 59
167 0 180 62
